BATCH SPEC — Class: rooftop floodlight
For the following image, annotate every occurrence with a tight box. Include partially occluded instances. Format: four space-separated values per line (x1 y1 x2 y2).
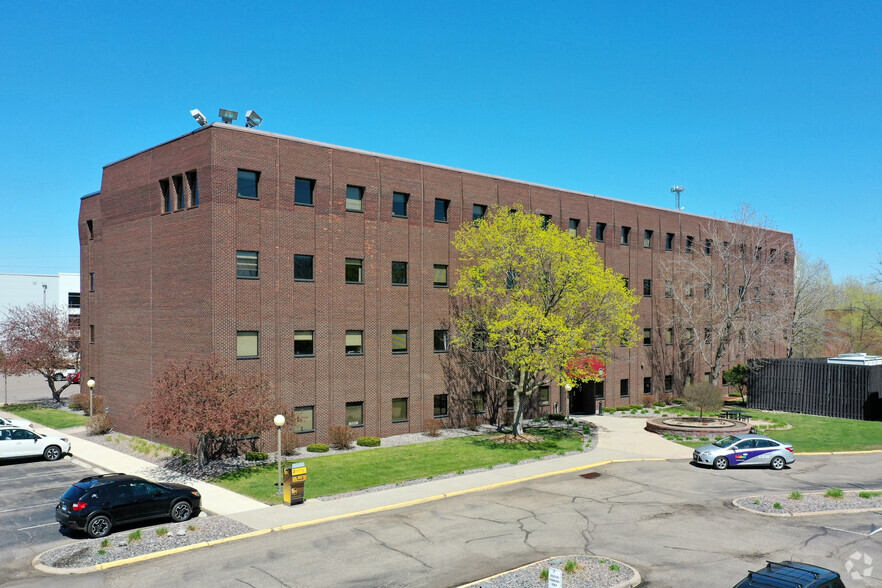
245 110 262 128
219 109 238 124
190 109 208 126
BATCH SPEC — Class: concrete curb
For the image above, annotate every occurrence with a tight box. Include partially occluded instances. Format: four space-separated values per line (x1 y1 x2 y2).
457 555 641 588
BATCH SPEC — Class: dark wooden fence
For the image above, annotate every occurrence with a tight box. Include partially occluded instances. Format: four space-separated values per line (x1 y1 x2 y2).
747 358 882 421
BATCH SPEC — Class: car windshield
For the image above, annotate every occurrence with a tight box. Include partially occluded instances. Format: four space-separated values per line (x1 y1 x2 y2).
713 435 740 448
61 484 91 501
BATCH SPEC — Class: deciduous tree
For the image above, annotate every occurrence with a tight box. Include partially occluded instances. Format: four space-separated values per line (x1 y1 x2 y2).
451 205 639 436
683 382 723 422
788 245 835 357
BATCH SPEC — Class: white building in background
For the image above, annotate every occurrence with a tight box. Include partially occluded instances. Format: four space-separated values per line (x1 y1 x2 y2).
0 273 81 355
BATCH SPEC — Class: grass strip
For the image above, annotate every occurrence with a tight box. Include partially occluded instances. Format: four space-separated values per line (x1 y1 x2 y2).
3 403 88 429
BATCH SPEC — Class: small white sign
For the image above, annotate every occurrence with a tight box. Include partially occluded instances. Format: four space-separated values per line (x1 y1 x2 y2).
548 567 563 588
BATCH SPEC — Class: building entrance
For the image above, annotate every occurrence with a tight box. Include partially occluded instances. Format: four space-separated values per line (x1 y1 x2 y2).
568 381 602 415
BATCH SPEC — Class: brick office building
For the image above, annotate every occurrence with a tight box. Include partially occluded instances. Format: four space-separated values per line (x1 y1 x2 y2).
79 123 793 446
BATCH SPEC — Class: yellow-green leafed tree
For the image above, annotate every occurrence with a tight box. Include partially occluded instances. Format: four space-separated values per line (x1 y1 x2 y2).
451 205 640 435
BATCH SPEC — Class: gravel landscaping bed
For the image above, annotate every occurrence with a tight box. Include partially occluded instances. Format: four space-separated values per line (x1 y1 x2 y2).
734 489 882 515
466 555 638 587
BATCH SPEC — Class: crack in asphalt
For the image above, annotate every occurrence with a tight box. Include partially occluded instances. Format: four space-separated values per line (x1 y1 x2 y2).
242 565 291 587
573 507 595 552
397 519 428 540
354 528 432 570
802 526 830 546
464 532 510 544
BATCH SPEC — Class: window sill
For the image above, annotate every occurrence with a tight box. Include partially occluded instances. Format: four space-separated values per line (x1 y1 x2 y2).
392 283 408 287
392 214 408 219
237 276 259 280
294 354 315 358
433 414 448 419
346 352 364 357
347 423 365 428
346 208 364 213
392 419 409 424
294 201 314 207
434 349 449 354
237 356 260 360
294 429 315 434
237 196 259 200
433 285 449 289
434 220 448 224
345 281 364 285
392 351 408 355
294 279 315 283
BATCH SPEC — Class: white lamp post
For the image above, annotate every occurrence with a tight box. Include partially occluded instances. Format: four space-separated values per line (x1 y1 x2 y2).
274 414 286 495
86 378 96 416
564 384 572 417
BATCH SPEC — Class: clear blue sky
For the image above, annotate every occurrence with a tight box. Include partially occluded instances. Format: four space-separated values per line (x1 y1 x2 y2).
2 1 880 281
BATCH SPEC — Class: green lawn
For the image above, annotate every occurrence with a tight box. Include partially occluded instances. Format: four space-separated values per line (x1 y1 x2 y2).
212 427 584 504
2 403 88 429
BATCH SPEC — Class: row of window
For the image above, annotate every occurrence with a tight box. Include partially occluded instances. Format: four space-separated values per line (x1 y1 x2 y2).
238 329 452 358
160 171 199 213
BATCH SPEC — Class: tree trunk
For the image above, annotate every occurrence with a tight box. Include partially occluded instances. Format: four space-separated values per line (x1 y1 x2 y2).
197 434 207 469
511 371 527 436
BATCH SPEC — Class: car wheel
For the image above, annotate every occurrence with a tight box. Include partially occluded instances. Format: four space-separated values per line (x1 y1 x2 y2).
770 456 786 470
43 445 63 461
87 515 112 538
713 456 729 470
170 500 193 522
54 373 64 381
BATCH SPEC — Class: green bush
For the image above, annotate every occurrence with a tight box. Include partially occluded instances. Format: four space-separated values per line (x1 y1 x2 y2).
86 413 113 435
672 398 685 404
653 401 666 407
356 436 381 447
825 488 843 499
245 451 268 461
615 406 630 412
547 413 566 421
329 425 359 449
306 443 329 453
602 407 616 413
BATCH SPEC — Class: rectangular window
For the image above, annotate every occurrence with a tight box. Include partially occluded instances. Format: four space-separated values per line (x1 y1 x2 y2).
434 394 449 417
704 282 711 298
665 233 675 251
644 230 653 248
434 198 449 222
391 261 408 285
392 330 408 354
643 279 652 297
236 250 259 279
294 255 314 281
345 258 364 283
664 375 673 392
568 218 579 237
173 174 184 210
620 379 629 398
686 235 694 253
643 376 652 395
392 192 409 217
186 170 199 206
68 293 80 309
472 391 485 414
595 222 606 241
643 328 652 346
89 272 95 292
294 406 315 432
705 327 712 345
473 204 487 221
472 330 487 352
86 219 94 239
237 169 259 200
540 214 552 229
433 329 449 353
685 283 694 298
89 324 95 344
433 264 448 287
506 388 515 410
294 331 314 356
237 331 258 358
392 398 408 422
346 402 364 427
705 239 712 255
622 277 629 289
704 372 711 383
160 179 171 213
294 177 315 206
345 185 364 212
538 385 550 406
595 382 604 398
665 328 673 345
345 331 364 355
621 226 630 245
665 280 673 298
685 328 695 345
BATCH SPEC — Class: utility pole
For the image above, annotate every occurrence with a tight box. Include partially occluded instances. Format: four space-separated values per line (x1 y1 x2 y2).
670 185 685 211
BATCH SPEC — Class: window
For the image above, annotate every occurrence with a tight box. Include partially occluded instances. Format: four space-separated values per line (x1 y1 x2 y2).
173 174 184 210
68 293 80 309
392 192 409 217
595 382 605 398
620 379 629 398
433 264 448 287
89 272 95 292
643 279 652 297
664 375 673 392
540 214 552 229
704 282 711 298
685 328 695 345
622 277 629 289
86 219 94 239
665 280 673 298
294 177 314 205
236 250 258 279
345 185 364 212
294 255 314 281
643 328 652 346
538 385 550 406
294 406 314 432
665 233 675 251
160 179 171 213
392 330 408 353
433 394 448 417
473 204 487 221
644 230 653 248
392 398 408 422
345 258 364 283
237 170 259 200
433 329 449 352
391 261 408 285
345 331 363 355
705 239 712 255
704 372 711 383
472 391 485 414
738 285 745 299
472 330 487 352
434 198 449 222
506 269 519 289
686 236 694 253
685 283 694 298
643 376 652 395
186 170 198 206
755 247 762 261
595 222 606 241
769 248 777 262
294 331 314 356
568 218 579 236
704 327 712 345
346 402 364 427
237 331 258 358
665 328 673 345
621 226 630 245
89 324 95 344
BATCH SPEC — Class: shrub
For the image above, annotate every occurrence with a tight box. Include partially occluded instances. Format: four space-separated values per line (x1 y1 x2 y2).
68 392 87 411
653 401 666 407
356 436 381 447
825 488 843 499
156 527 168 537
329 426 359 449
466 416 479 431
548 413 566 421
564 560 581 573
609 563 620 572
615 406 630 412
86 413 112 435
245 451 268 461
281 431 300 455
128 530 142 543
306 443 329 453
602 407 616 413
672 398 685 404
539 568 549 581
424 418 442 437
773 502 782 509
789 491 803 500
683 382 723 420
859 490 882 499
641 396 654 408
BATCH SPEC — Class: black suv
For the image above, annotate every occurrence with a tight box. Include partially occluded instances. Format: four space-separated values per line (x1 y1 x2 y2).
56 473 201 538
734 561 845 588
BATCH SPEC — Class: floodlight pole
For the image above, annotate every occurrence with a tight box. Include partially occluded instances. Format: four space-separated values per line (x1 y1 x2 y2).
274 414 286 495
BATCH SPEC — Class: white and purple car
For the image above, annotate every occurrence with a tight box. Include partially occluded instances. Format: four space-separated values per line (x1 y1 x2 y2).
693 433 794 470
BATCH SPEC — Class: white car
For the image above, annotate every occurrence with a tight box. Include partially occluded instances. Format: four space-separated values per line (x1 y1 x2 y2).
0 426 71 461
0 416 35 430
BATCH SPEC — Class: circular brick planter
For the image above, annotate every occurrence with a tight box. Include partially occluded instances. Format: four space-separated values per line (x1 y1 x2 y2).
645 416 752 436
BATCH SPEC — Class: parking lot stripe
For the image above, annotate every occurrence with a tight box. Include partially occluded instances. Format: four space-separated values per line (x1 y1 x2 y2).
18 522 57 531
0 502 57 514
0 471 75 482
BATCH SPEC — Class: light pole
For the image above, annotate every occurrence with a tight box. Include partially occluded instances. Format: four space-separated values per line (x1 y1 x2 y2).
564 384 572 417
86 378 95 416
670 185 685 211
274 414 285 495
